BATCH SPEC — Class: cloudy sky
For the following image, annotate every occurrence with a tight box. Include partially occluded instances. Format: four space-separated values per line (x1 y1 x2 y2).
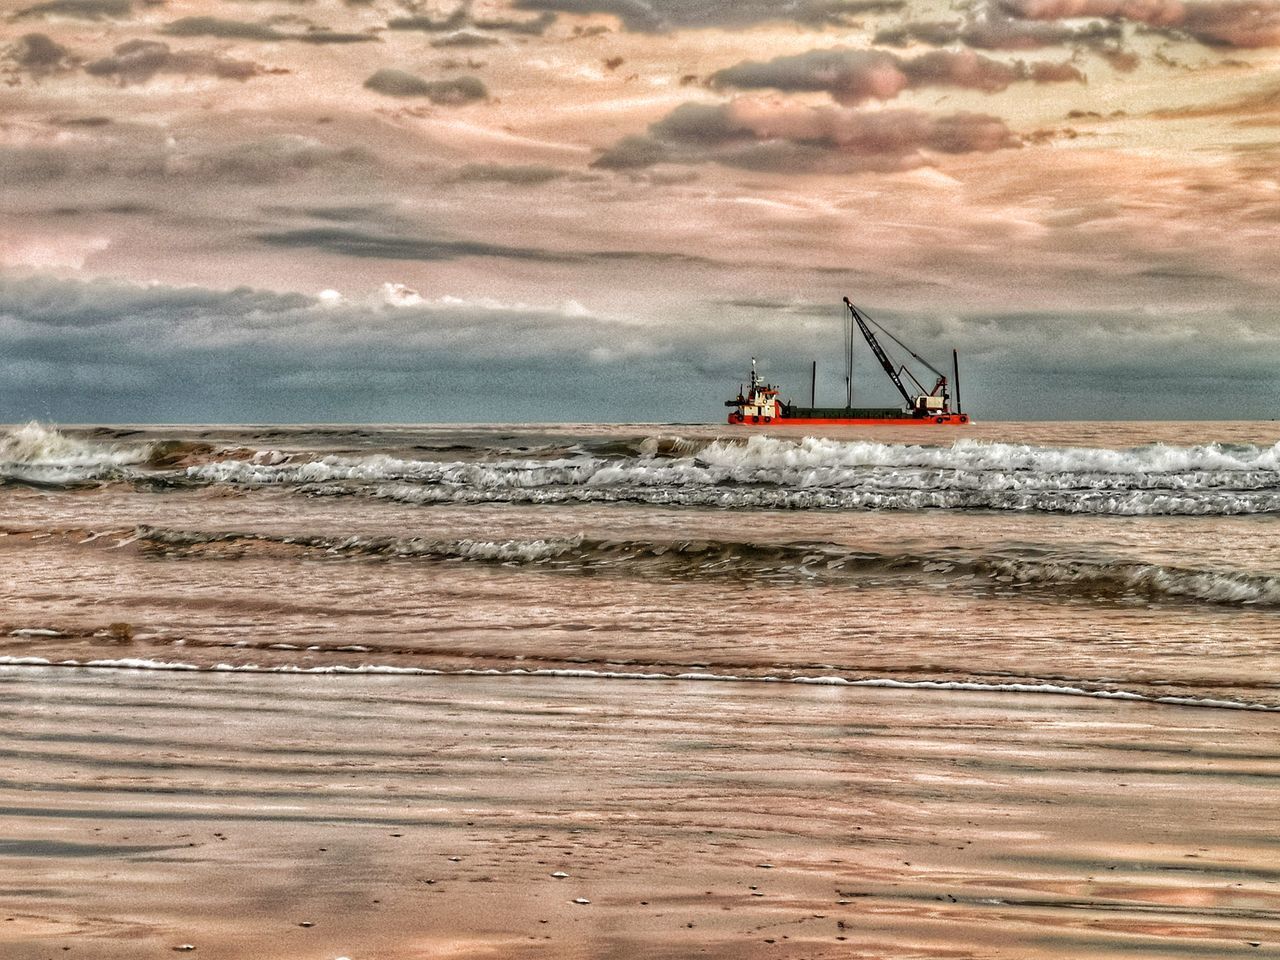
1 0 1278 422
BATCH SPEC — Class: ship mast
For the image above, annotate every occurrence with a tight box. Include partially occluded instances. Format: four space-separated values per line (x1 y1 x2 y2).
843 296 951 411
843 297 912 407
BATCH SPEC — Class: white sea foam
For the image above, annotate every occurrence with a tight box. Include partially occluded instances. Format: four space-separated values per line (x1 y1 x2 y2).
0 422 151 485
366 481 1280 515
698 435 1280 475
1 656 1273 712
179 435 1280 515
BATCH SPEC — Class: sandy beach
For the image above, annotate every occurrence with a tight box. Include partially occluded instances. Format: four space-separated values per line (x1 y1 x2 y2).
3 666 1277 960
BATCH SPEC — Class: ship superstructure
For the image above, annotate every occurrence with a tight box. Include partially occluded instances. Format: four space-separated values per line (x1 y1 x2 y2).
726 296 970 427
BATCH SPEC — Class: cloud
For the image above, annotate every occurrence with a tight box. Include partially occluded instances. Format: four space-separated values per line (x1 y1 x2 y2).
429 30 502 47
386 11 469 32
875 12 1123 50
511 0 905 33
387 9 555 36
175 136 379 185
85 40 262 85
594 99 1020 173
450 163 585 184
255 226 715 265
161 17 285 41
3 32 75 76
0 132 381 189
0 274 684 421
712 48 1083 106
363 69 487 104
3 273 1279 422
472 11 557 34
293 30 379 44
1002 0 1280 48
262 204 400 223
14 0 130 21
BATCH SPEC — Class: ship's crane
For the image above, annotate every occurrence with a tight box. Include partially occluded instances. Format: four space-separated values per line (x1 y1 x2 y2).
842 296 950 414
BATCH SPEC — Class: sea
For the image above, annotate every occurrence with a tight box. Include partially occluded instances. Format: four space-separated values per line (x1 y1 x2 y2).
5 419 1280 959
2 419 1278 710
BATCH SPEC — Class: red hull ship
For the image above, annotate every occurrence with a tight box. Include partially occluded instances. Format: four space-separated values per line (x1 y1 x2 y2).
726 296 970 427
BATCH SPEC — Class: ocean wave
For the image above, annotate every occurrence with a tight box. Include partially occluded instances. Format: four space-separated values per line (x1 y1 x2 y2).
362 481 1280 515
178 435 1280 515
131 526 1280 607
12 427 1280 514
1 656 1273 713
0 422 154 486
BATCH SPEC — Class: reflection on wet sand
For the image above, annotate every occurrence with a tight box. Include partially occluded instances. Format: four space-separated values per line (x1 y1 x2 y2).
2 668 1276 959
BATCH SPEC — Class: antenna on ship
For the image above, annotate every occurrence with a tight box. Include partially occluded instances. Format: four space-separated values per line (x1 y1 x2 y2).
810 360 817 408
953 349 962 416
842 302 855 409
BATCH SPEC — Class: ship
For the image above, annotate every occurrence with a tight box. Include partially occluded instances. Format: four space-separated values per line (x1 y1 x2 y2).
726 296 970 427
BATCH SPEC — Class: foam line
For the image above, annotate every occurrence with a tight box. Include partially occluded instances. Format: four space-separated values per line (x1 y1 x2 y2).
1 656 1274 713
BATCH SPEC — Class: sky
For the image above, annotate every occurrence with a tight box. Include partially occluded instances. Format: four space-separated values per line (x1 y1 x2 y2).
1 0 1278 422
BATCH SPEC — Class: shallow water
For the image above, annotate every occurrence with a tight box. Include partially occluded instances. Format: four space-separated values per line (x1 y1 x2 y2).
2 668 1278 960
2 420 1279 708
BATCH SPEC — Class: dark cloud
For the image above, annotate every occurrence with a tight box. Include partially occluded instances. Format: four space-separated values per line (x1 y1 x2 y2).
1097 46 1141 70
429 30 502 47
3 274 1278 422
1029 59 1086 82
161 17 285 41
47 201 155 216
261 204 399 223
512 0 904 33
451 163 583 184
1002 0 1280 48
387 11 469 32
0 129 168 185
0 133 380 188
85 40 262 85
0 274 692 422
258 227 576 262
158 16 378 44
594 100 1019 173
51 115 112 126
712 48 1083 106
363 69 487 104
255 226 714 265
14 0 130 21
875 13 1122 50
179 136 379 185
4 32 75 76
387 9 555 35
1179 0 1280 47
294 30 379 44
0 275 311 328
473 11 557 34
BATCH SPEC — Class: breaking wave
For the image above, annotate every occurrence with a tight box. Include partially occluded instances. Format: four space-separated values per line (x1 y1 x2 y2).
178 435 1280 515
9 426 1280 515
131 526 1280 607
0 422 153 486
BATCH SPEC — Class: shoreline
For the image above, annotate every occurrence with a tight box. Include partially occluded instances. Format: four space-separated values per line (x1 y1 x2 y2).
3 657 1277 713
3 669 1278 959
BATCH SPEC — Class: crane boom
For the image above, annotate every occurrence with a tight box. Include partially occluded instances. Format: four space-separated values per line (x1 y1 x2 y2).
843 296 912 407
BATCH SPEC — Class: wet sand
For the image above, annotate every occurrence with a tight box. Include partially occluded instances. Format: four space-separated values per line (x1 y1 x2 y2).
2 667 1277 959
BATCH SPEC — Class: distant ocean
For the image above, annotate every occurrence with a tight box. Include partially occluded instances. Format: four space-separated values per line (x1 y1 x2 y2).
3 419 1278 709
